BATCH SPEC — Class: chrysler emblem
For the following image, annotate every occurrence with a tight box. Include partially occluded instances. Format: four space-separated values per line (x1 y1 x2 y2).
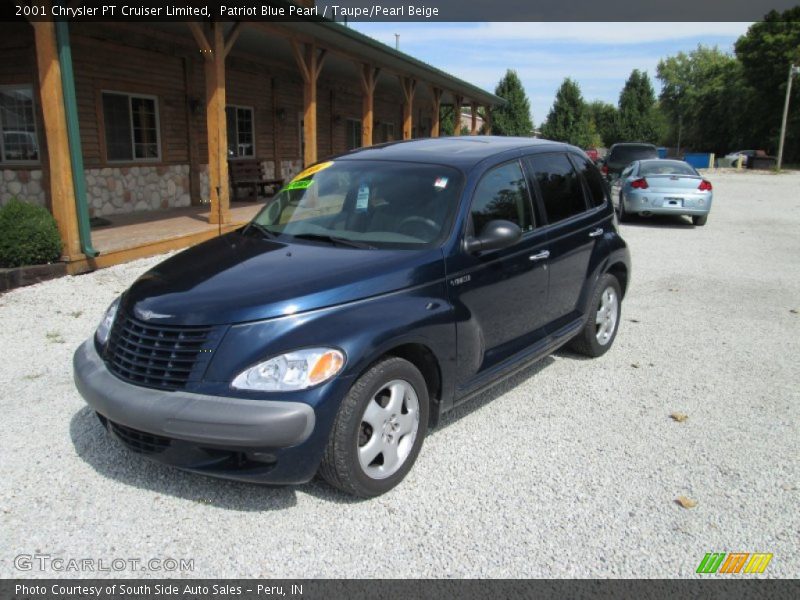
134 307 172 320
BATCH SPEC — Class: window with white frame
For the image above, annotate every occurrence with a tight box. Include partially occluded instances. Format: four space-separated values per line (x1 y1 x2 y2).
346 119 362 150
0 86 39 163
102 91 160 161
226 105 255 158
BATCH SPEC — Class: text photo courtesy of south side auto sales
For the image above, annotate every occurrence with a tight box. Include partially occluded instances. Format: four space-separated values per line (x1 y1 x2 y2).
1 0 799 589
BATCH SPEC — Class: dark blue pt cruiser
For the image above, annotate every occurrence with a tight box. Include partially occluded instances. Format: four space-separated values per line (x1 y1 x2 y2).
73 137 631 497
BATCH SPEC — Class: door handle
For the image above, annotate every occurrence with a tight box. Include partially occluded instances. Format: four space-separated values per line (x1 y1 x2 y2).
588 228 604 238
529 250 550 261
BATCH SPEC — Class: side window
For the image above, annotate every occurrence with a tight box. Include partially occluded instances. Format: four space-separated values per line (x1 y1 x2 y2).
527 153 588 224
571 155 607 208
470 161 533 235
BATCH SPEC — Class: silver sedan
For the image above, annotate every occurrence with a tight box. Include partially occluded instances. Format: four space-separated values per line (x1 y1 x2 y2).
615 159 713 226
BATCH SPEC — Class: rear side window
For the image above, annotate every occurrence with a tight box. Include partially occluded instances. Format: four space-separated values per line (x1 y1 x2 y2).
571 155 606 208
470 161 533 235
527 153 588 224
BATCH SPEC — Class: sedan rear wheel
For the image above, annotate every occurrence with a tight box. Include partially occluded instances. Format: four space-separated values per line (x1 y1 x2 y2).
692 214 708 226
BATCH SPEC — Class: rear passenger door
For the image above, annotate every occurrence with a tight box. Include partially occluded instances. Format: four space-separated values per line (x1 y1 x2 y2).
524 152 609 330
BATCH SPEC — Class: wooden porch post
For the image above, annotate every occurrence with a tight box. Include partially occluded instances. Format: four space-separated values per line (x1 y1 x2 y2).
400 76 416 140
484 105 493 135
292 41 327 167
189 22 234 224
430 87 442 137
470 102 478 135
31 20 82 261
452 95 463 136
359 64 379 147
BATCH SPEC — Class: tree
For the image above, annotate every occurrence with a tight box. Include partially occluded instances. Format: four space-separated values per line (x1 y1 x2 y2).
735 8 800 160
616 69 661 143
657 45 751 153
586 100 618 146
540 78 594 147
492 70 534 136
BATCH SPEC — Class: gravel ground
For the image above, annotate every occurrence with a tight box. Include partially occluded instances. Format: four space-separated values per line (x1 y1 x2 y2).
1 170 798 579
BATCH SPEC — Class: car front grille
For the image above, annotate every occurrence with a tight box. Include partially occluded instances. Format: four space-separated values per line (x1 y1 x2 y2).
104 311 212 390
107 419 171 455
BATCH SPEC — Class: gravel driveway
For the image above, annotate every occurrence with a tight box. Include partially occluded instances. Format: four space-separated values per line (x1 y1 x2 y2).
1 170 798 578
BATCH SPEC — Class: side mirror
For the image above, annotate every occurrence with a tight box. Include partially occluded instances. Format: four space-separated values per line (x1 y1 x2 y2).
464 219 522 253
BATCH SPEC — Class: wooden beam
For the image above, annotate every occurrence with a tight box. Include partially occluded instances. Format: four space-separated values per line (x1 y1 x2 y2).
224 22 243 57
271 76 283 180
400 76 416 140
470 102 478 135
183 55 202 206
205 22 230 224
452 94 463 136
484 105 493 135
360 64 380 147
430 87 443 137
187 22 212 60
31 19 83 262
292 41 325 167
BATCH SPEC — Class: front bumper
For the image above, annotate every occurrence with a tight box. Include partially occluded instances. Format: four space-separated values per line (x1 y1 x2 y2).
73 339 322 483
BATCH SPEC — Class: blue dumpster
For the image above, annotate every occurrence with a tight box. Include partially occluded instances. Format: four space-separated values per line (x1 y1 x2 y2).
657 147 667 159
683 153 712 169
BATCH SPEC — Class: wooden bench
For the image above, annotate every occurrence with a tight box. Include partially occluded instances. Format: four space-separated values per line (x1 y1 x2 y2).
229 160 283 201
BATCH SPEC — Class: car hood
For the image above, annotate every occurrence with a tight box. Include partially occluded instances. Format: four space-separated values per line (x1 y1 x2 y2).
122 230 445 326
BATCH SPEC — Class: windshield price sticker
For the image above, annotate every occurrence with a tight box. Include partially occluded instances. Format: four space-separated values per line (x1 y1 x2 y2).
356 183 370 211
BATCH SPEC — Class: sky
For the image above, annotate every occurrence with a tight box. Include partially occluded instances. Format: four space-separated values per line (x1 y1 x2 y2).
349 22 753 126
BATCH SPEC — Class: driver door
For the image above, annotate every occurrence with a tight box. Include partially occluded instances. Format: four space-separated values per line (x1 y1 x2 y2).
446 159 551 390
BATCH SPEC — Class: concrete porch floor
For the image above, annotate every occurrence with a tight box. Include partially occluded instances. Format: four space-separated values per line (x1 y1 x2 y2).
67 202 264 274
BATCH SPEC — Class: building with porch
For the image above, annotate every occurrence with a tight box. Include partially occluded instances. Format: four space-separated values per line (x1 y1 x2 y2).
0 13 502 273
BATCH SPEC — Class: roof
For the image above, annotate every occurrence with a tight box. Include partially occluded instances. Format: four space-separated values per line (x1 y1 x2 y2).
335 136 569 170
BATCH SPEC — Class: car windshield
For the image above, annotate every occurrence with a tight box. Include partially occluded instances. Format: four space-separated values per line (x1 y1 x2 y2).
610 145 657 163
638 161 698 176
250 159 463 249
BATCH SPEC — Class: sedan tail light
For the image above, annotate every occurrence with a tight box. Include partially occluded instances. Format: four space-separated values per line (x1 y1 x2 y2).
631 178 649 189
698 180 713 191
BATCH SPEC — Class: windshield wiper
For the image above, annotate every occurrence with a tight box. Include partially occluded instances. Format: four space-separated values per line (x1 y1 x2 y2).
292 233 375 249
243 221 277 239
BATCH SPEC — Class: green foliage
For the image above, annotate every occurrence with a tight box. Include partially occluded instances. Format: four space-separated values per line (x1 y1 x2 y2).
439 105 456 136
587 100 618 146
540 78 594 148
492 70 534 136
657 45 753 153
735 8 800 161
616 69 661 144
0 199 62 268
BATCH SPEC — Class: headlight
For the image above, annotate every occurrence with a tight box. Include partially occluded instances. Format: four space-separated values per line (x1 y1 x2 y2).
231 348 345 391
95 297 120 346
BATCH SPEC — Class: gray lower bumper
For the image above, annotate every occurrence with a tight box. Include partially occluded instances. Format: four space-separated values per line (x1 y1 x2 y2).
73 339 315 448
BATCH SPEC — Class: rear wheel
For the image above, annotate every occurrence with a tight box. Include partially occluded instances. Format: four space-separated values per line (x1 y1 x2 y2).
692 214 708 226
569 273 622 358
618 193 630 222
319 357 429 497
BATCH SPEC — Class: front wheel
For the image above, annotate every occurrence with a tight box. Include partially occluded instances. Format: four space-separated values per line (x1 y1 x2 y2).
319 356 429 497
569 273 622 358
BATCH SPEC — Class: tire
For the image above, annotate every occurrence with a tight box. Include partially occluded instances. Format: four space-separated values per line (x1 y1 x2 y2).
319 356 429 498
692 214 708 226
569 273 622 358
618 193 629 222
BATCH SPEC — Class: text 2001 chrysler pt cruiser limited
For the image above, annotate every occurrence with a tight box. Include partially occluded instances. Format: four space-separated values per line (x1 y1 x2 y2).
74 137 631 497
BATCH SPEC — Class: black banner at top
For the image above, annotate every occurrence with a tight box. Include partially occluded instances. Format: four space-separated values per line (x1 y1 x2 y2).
4 0 800 22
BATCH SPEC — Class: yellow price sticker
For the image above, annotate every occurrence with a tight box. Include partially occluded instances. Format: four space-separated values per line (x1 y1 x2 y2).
292 161 334 182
